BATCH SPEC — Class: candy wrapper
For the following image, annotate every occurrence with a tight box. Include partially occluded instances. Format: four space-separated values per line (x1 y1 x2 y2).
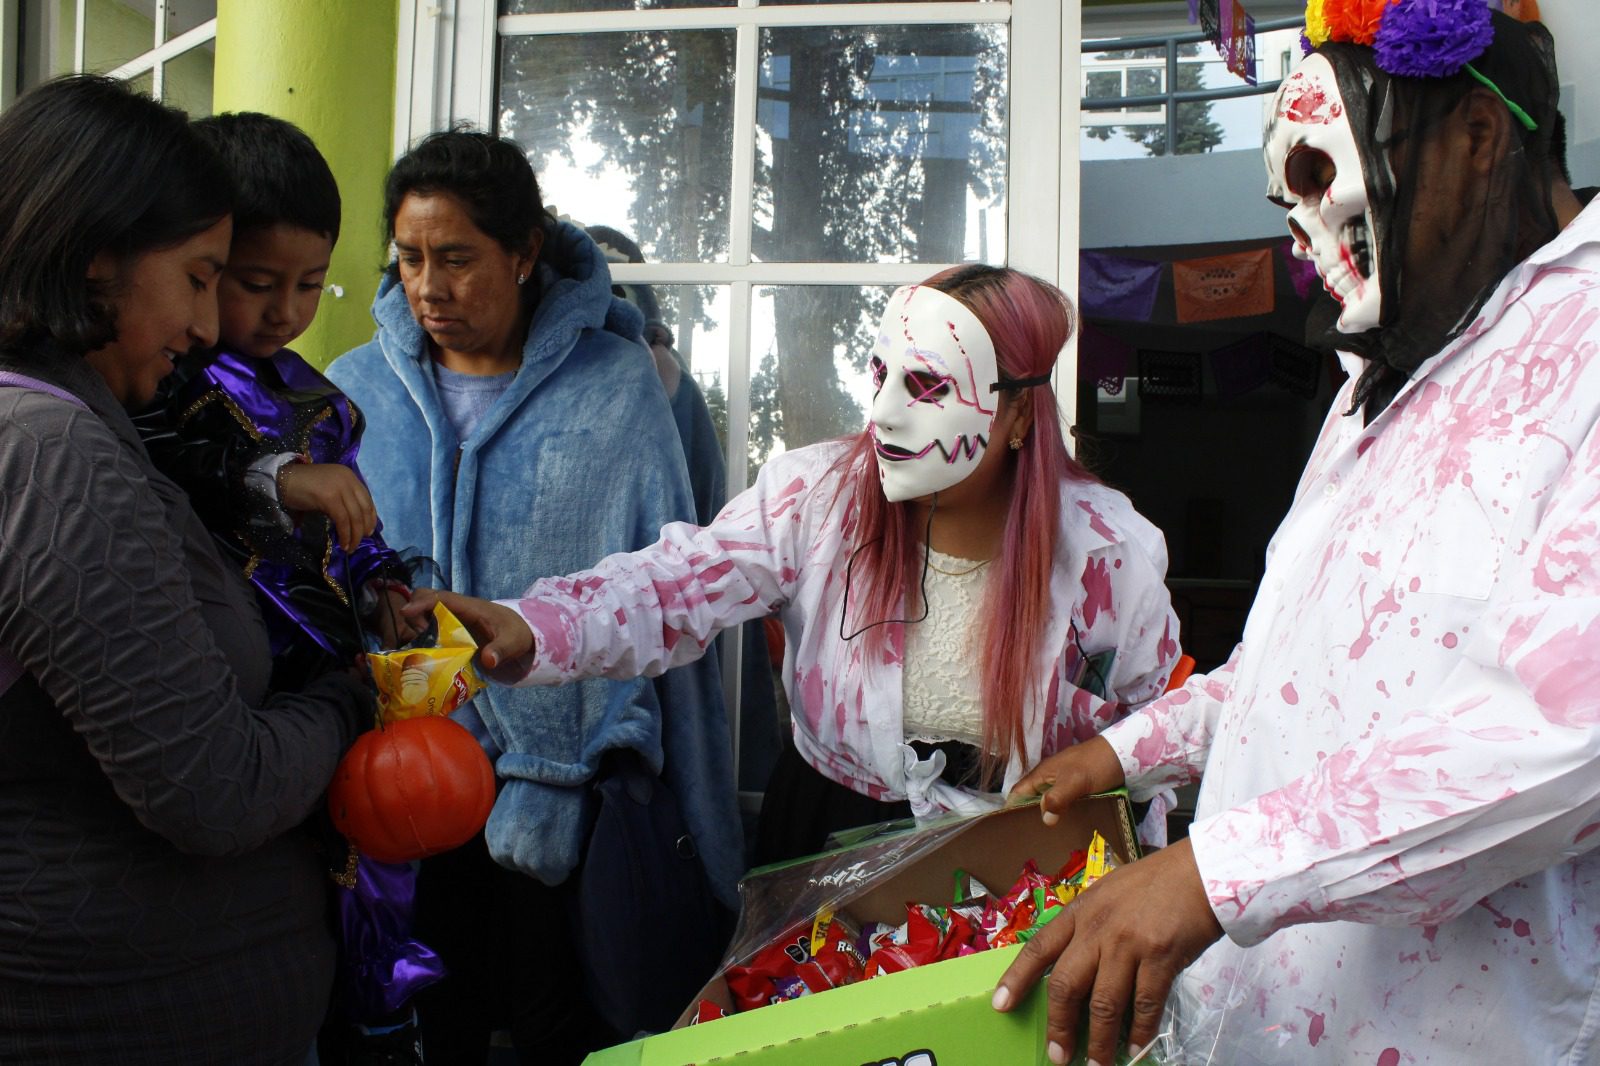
690 1000 729 1025
716 831 1122 1015
366 602 485 723
724 911 866 1012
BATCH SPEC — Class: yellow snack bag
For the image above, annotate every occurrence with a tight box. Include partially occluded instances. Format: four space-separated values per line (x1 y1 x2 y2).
366 602 486 724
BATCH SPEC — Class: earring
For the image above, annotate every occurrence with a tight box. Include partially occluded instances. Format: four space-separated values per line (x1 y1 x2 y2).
516 273 528 285
1009 436 1024 451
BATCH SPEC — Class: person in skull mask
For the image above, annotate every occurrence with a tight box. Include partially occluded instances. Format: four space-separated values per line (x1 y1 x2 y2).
403 264 1183 865
991 4 1600 1065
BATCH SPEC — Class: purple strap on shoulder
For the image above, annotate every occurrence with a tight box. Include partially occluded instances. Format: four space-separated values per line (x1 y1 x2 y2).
0 371 89 695
0 371 89 410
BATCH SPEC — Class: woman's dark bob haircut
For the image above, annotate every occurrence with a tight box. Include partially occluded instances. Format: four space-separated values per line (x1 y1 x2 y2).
0 75 234 360
383 127 550 265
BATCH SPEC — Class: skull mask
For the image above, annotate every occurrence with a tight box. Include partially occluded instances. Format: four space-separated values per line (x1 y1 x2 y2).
1265 53 1381 334
867 285 999 503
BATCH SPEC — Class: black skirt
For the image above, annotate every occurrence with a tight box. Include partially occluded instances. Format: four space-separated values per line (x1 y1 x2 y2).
752 743 911 867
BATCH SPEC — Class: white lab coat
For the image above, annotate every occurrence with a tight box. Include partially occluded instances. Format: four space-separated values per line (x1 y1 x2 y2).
1105 201 1600 1063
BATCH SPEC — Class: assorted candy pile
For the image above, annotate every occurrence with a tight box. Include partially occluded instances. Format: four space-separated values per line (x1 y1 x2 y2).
695 832 1115 1022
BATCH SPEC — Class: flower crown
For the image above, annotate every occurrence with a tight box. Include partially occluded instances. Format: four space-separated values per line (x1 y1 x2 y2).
1301 0 1535 130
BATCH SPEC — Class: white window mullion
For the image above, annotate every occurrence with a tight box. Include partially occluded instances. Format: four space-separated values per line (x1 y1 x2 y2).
724 277 753 783
73 0 86 72
608 262 963 286
727 17 758 269
498 3 1009 37
1007 0 1062 285
726 278 753 499
457 0 499 130
1057 0 1083 434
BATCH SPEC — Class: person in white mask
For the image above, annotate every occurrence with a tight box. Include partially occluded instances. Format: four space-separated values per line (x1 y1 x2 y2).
992 8 1600 1066
408 264 1183 864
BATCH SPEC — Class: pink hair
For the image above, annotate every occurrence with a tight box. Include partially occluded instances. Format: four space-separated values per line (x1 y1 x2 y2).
832 265 1094 777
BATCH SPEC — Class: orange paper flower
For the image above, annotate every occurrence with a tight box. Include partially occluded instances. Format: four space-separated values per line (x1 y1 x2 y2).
1321 0 1399 46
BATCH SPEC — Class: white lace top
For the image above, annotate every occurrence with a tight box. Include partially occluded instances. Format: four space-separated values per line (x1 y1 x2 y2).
901 546 990 747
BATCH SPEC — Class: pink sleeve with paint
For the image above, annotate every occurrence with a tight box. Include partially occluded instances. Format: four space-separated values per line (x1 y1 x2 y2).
1191 421 1600 948
494 453 816 685
1100 642 1242 801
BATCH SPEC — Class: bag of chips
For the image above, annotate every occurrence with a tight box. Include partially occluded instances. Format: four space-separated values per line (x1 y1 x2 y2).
365 602 485 723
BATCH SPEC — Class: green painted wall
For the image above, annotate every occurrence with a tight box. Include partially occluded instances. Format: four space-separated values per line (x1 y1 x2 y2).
213 0 399 368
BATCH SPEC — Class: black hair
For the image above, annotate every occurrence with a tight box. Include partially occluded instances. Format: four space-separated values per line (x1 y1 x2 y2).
0 75 234 360
191 112 341 243
1551 112 1573 185
384 127 550 261
1313 12 1560 416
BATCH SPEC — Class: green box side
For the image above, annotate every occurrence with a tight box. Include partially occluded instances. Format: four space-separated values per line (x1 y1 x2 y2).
585 946 1149 1066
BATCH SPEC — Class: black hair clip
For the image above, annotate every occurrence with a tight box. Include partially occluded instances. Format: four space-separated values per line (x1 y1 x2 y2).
990 374 1053 392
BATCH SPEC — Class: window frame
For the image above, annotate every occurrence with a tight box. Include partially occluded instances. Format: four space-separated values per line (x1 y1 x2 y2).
394 0 1083 794
5 0 216 104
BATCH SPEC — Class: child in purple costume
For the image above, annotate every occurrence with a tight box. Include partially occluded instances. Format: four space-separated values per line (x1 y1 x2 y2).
134 113 438 1064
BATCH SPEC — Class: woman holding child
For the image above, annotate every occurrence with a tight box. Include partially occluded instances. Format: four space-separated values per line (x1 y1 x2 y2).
0 77 372 1063
417 263 1185 863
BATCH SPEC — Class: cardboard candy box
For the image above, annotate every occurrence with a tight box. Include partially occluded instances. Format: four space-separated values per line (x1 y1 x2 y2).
582 793 1145 1066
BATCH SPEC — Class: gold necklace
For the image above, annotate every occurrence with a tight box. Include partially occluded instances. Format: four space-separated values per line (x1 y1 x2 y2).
927 554 992 577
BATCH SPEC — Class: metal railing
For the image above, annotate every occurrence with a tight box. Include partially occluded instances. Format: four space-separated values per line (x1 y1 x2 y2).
1082 15 1303 154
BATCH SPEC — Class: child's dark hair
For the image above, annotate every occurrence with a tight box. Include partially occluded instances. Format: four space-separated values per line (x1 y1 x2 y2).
0 75 233 360
384 126 550 260
192 112 341 243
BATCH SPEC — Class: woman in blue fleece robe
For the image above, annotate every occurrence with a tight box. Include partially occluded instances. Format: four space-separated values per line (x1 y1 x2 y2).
327 131 739 1064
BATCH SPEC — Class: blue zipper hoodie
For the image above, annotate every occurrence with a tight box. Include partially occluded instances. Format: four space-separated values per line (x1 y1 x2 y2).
327 221 741 905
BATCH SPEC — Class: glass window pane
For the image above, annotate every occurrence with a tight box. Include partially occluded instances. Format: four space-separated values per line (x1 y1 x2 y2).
84 0 157 73
503 0 728 10
756 25 1007 265
1084 69 1121 100
499 31 735 263
164 0 215 42
20 0 77 88
163 43 214 116
624 282 732 458
749 285 894 466
1126 65 1163 114
125 69 153 96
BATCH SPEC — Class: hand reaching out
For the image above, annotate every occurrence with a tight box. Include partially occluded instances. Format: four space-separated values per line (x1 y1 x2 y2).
403 588 536 672
277 462 377 553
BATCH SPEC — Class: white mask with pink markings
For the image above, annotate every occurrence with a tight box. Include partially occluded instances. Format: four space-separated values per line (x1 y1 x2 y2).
1265 53 1381 333
867 284 1000 503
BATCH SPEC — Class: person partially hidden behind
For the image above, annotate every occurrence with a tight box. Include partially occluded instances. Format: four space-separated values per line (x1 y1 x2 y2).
989 7 1600 1065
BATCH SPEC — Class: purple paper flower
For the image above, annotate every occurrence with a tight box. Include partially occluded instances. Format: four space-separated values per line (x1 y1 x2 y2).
1373 0 1495 78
